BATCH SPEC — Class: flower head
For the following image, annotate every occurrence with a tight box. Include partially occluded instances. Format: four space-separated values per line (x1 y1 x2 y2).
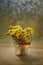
24 27 33 34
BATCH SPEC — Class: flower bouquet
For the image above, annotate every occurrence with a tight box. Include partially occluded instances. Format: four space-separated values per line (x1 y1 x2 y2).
6 25 33 55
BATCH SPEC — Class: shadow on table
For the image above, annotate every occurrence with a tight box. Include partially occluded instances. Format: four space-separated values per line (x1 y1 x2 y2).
17 54 40 65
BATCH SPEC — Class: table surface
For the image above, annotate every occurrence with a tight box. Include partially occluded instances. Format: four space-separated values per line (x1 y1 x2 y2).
0 46 43 65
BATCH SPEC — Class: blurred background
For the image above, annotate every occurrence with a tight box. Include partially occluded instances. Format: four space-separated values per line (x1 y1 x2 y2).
0 0 43 45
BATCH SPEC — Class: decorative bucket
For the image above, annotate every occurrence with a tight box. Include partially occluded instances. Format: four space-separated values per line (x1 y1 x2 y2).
14 41 30 55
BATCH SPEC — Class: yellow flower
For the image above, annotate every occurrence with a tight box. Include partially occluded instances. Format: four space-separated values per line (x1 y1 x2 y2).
6 29 17 36
12 25 22 29
6 29 14 35
15 29 22 38
9 25 13 29
15 33 21 38
24 27 33 34
10 29 17 35
25 37 30 42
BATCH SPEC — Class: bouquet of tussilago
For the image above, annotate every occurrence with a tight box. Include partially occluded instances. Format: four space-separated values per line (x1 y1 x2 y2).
6 25 33 45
